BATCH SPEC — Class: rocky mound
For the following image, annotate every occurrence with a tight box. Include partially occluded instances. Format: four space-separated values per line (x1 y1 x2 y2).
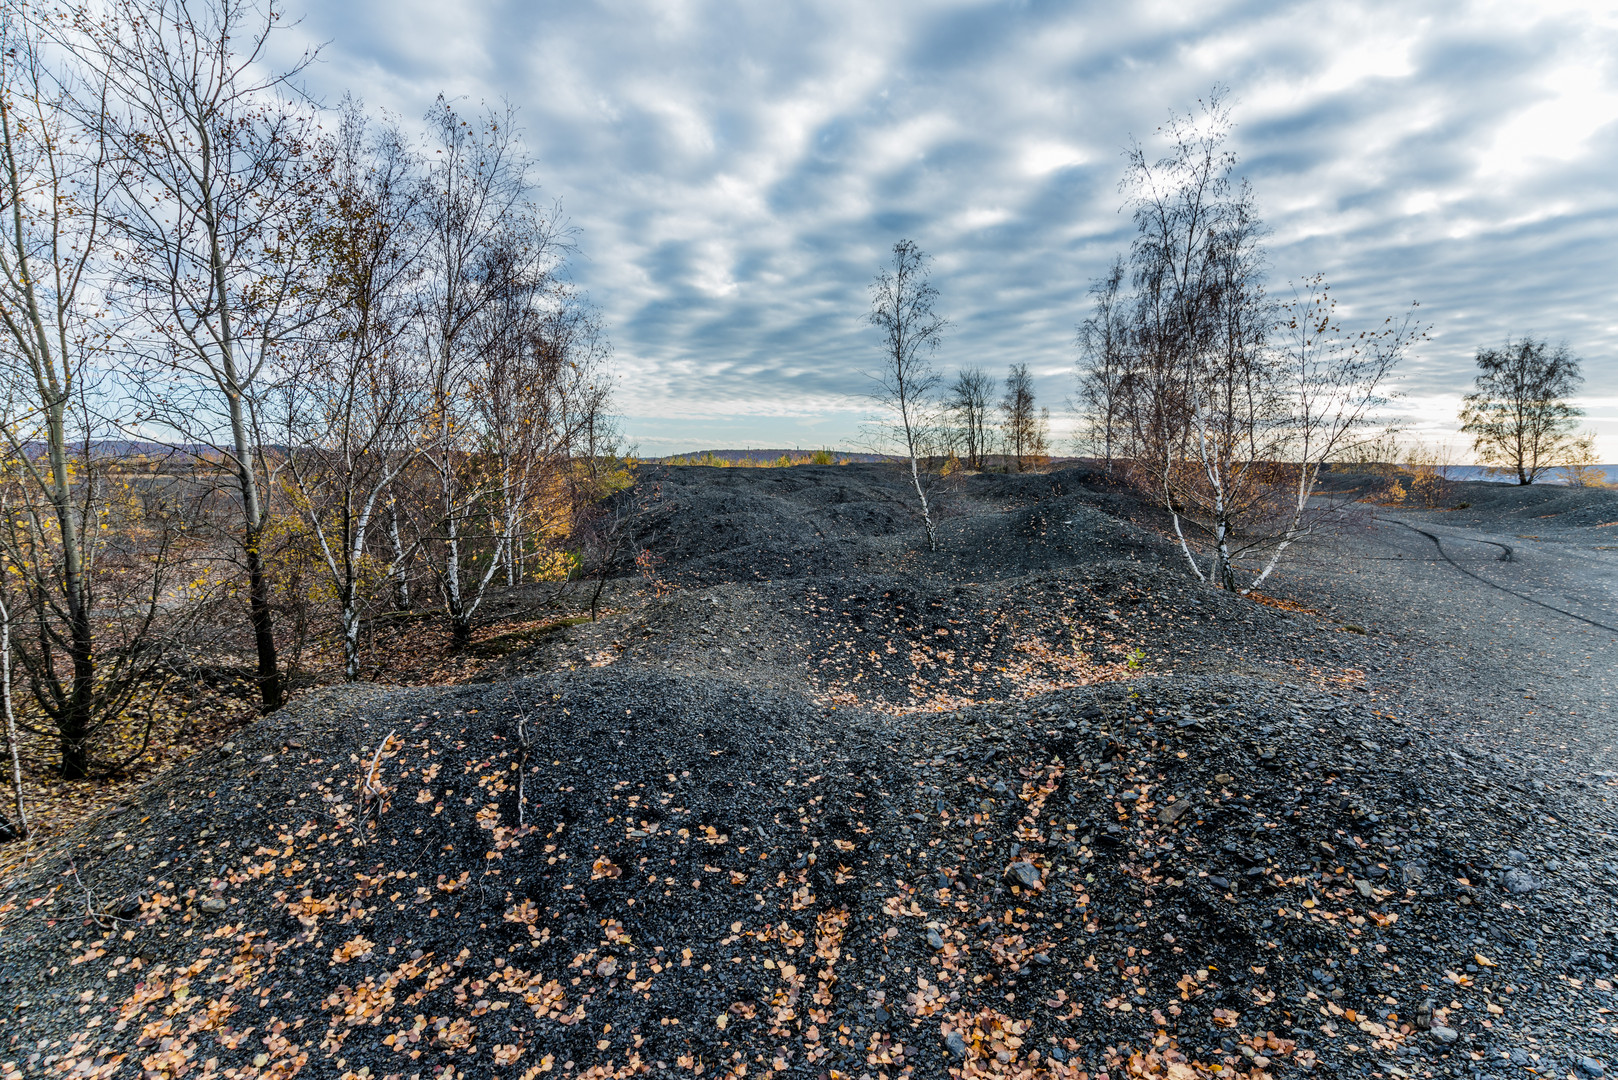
1439 481 1618 531
3 667 1612 1080
619 466 1164 589
621 465 920 585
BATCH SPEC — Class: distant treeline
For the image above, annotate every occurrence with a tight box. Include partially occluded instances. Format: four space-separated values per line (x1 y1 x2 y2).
653 449 1094 469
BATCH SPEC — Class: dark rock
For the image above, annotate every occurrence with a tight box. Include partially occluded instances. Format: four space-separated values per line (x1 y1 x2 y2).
1006 862 1041 889
1503 868 1536 894
1159 800 1194 824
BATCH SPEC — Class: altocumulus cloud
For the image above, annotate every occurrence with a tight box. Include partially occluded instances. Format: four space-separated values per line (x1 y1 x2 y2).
275 0 1618 456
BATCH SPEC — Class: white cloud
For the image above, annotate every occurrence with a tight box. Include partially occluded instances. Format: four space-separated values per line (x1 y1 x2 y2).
282 0 1618 459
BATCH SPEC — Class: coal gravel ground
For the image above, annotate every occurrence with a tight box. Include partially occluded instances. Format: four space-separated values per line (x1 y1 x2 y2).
1262 481 1618 775
2 466 1616 1080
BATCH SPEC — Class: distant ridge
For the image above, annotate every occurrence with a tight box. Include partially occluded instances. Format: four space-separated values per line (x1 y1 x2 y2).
649 454 1617 483
650 448 894 464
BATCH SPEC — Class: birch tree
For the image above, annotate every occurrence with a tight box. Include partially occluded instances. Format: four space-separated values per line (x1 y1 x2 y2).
0 587 23 839
999 363 1048 472
1114 94 1416 591
867 239 945 551
945 367 994 471
1460 338 1586 485
476 281 611 589
0 3 189 777
0 3 108 777
1119 94 1237 583
1074 257 1130 472
1240 276 1419 591
411 98 566 647
78 0 321 711
281 104 426 679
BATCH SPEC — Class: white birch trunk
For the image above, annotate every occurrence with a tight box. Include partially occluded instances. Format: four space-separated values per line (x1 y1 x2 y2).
1 594 25 839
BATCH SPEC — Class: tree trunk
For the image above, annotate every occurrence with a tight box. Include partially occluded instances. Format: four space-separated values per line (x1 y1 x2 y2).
342 601 361 681
388 502 412 610
58 708 90 781
443 507 470 648
5 110 102 773
2 594 27 838
57 602 97 779
909 454 936 552
244 539 283 710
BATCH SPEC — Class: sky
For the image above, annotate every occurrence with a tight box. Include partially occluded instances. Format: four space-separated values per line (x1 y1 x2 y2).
274 0 1618 459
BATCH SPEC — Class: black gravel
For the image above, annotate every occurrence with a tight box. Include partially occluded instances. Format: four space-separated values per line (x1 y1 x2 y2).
2 465 1615 1080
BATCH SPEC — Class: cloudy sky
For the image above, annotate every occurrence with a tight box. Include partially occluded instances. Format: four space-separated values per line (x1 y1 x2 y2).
277 0 1618 458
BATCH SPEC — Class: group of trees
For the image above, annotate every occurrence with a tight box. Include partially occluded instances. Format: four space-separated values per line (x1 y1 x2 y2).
872 96 1605 586
1069 95 1605 591
0 0 618 791
1071 94 1423 591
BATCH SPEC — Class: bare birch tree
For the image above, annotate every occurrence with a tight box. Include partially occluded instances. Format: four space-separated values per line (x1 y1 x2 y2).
1074 257 1130 472
867 239 945 551
1239 276 1420 591
945 367 995 471
1459 338 1585 485
478 282 613 589
410 98 567 647
281 104 426 679
0 4 196 777
999 363 1048 472
1119 93 1238 582
0 3 110 777
1112 93 1416 591
0 578 24 839
75 0 320 711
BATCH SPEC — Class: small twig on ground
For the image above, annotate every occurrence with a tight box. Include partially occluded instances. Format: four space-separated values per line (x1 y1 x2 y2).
70 861 129 931
360 730 397 825
513 700 531 825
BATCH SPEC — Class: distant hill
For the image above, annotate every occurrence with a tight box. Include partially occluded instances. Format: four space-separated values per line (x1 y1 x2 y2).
649 449 1099 467
651 448 895 464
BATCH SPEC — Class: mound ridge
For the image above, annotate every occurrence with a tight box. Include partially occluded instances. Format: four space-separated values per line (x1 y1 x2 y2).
3 667 1607 1080
3 464 1615 1080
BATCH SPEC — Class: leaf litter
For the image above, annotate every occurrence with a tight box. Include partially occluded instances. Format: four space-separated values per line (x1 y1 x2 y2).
2 464 1614 1080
